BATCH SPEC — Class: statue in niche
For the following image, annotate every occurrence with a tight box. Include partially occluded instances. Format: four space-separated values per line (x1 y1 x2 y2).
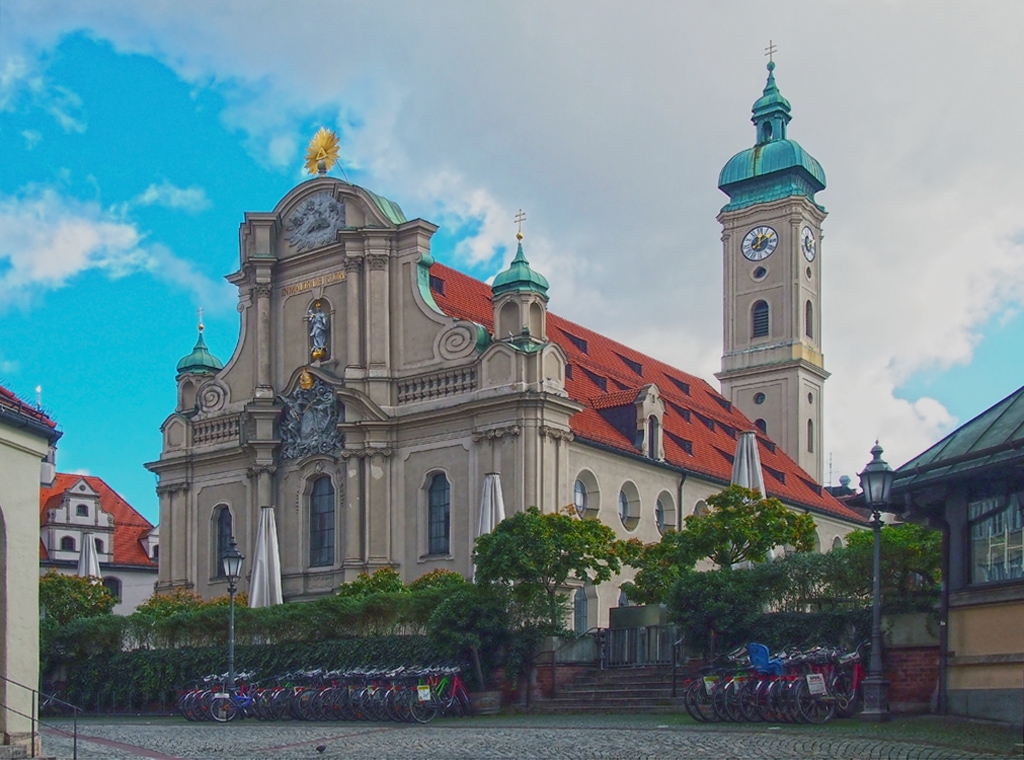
306 300 329 361
278 373 344 460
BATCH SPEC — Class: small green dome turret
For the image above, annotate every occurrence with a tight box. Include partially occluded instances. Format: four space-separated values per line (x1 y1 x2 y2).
718 61 826 213
491 238 549 298
176 326 223 375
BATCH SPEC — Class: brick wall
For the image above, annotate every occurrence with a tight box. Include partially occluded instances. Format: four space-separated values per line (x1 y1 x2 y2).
886 646 939 712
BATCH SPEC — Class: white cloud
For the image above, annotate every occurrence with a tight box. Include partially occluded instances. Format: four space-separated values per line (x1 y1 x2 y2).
21 129 41 149
0 188 227 309
8 1 1024 483
0 54 85 131
135 181 211 212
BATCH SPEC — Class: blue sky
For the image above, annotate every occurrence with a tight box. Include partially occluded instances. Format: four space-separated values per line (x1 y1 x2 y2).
4 4 1024 523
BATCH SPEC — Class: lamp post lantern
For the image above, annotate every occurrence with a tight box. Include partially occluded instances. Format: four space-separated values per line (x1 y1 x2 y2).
857 441 898 722
221 537 244 692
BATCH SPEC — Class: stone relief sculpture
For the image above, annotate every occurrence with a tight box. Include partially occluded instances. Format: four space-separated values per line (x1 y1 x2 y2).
306 300 330 361
278 374 344 460
285 191 346 251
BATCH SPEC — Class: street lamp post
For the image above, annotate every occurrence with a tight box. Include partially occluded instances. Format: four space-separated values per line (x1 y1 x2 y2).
857 441 898 722
221 537 244 692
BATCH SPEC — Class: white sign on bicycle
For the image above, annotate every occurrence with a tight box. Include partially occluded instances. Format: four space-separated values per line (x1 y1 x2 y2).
805 673 827 695
702 677 718 693
417 685 431 702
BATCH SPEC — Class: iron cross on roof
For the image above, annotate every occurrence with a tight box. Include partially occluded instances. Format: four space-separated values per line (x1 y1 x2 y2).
765 40 778 62
514 208 526 240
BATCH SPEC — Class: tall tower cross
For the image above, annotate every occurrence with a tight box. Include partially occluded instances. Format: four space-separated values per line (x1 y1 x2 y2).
514 208 527 240
764 39 777 62
198 306 205 332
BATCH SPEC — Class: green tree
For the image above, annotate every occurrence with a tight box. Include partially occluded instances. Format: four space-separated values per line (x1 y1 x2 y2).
624 485 818 603
473 506 625 631
834 522 941 612
665 563 784 657
39 571 115 626
336 566 406 598
134 588 206 618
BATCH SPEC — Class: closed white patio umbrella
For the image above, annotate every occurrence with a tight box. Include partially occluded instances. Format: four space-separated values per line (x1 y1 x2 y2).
477 473 506 537
248 505 283 608
473 473 506 581
731 430 766 495
77 533 102 579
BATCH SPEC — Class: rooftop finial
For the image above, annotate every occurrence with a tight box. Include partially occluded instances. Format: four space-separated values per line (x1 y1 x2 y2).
197 306 205 333
764 39 777 67
304 127 340 176
514 208 527 241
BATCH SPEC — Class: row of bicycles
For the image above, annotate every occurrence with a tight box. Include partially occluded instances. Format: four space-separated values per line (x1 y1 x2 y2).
177 665 473 724
682 641 865 724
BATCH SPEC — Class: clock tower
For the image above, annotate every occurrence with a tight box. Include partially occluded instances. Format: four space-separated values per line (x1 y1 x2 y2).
715 60 829 484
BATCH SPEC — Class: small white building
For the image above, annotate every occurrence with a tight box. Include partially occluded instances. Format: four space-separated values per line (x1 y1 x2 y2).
40 473 158 614
0 384 60 753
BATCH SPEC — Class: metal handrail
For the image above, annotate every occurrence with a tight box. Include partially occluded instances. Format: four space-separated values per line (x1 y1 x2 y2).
671 635 686 698
0 674 80 759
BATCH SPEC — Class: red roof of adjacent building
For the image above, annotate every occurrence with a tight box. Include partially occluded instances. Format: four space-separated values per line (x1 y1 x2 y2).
428 262 862 524
40 474 156 567
0 384 57 429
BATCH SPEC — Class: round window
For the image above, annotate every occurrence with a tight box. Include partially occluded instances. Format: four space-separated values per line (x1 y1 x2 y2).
806 266 813 279
655 499 666 533
618 490 629 526
573 479 588 516
752 266 768 281
754 392 766 405
807 392 814 404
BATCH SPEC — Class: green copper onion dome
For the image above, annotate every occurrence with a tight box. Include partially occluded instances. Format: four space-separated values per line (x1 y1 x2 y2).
491 238 549 298
176 327 223 375
718 61 826 212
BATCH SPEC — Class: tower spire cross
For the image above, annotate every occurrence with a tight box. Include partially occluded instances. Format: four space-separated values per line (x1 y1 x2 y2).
198 306 205 332
764 40 778 63
514 208 527 240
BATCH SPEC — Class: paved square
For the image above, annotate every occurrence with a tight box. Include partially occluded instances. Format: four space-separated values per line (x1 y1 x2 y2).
40 715 1019 759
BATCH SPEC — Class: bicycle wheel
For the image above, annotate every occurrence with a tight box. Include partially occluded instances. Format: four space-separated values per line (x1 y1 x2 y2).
410 692 438 724
794 680 835 725
209 696 237 723
832 672 860 719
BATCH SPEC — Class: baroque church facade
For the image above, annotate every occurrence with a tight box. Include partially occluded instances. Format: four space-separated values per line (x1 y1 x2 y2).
149 63 861 626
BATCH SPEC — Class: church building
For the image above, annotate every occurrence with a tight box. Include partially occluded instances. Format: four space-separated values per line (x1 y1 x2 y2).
148 62 862 626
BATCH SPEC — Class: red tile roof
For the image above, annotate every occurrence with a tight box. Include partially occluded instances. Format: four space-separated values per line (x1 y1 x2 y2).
428 262 862 524
40 474 156 567
0 384 57 429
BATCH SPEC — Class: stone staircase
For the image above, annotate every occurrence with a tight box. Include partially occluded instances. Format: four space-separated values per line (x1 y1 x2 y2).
532 666 688 713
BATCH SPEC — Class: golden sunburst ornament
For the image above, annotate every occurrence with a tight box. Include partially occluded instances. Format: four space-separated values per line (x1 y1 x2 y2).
304 127 340 176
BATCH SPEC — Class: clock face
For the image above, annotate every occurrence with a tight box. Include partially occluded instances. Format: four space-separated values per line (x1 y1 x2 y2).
801 226 817 261
742 226 778 261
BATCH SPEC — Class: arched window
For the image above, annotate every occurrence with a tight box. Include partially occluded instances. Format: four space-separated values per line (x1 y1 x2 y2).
755 418 767 434
618 490 629 527
102 577 122 601
832 536 843 551
215 506 232 578
807 419 815 453
94 539 104 554
752 300 770 338
309 477 335 567
573 479 588 516
76 504 89 517
428 474 451 555
618 589 630 608
805 300 814 338
60 536 75 552
573 587 588 634
655 498 666 533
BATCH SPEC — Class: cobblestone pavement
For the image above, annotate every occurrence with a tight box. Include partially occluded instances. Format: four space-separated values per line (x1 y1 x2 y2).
40 716 1019 759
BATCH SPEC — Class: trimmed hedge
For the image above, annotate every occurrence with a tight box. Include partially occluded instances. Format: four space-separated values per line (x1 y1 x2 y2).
62 635 451 710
